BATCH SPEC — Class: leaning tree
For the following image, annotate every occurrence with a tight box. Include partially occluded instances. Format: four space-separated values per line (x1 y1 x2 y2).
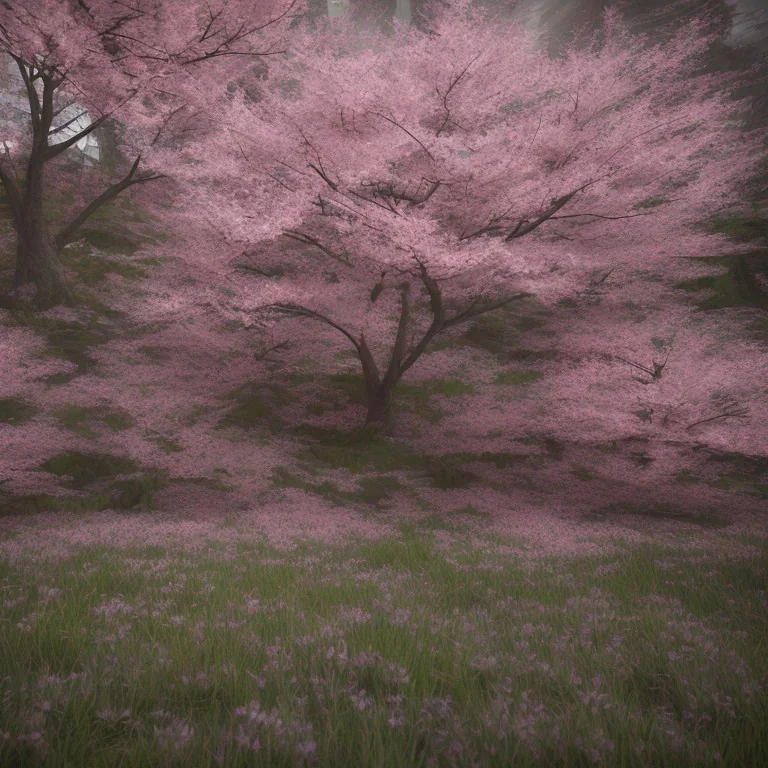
0 0 306 309
178 0 764 435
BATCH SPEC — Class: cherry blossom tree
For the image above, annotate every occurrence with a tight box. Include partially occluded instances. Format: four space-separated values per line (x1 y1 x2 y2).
185 0 763 435
0 0 306 309
531 291 768 454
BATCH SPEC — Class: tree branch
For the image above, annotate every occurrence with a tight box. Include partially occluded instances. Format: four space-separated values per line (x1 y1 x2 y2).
0 162 22 227
150 106 185 147
180 46 288 65
612 355 656 377
55 156 164 247
358 332 381 401
180 0 300 64
48 109 91 137
307 162 338 191
267 303 361 351
253 340 292 362
504 178 602 241
44 115 107 161
594 116 688 174
548 211 656 222
363 178 441 209
383 282 411 389
371 111 434 160
398 261 445 376
444 291 532 327
436 55 479 137
685 409 749 431
281 230 352 266
13 57 40 128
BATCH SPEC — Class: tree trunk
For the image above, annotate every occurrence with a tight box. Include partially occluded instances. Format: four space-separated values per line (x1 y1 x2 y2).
14 216 68 309
13 160 69 309
364 385 395 435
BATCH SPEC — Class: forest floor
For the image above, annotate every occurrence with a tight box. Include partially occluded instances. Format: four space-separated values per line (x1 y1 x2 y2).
0 198 767 765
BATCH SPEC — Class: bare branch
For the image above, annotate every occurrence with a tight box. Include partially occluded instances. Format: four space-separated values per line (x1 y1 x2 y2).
444 291 532 328
397 259 445 377
306 161 338 190
383 282 411 389
13 56 41 128
267 303 361 352
504 178 604 241
594 116 689 174
371 111 434 160
44 115 107 161
528 114 542 150
436 55 479 137
548 212 656 222
612 355 656 378
180 0 300 65
56 155 164 247
253 340 292 362
281 230 352 266
47 109 91 137
686 409 749 431
589 267 616 286
150 106 185 147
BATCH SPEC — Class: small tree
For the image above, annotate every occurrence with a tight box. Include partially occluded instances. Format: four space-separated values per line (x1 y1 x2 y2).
0 0 305 309
186 0 763 435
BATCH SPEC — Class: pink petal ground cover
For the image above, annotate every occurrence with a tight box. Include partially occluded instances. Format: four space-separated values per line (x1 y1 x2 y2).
1 4 767 764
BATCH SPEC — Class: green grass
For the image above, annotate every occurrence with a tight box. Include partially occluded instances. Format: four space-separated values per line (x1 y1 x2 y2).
0 451 173 514
0 472 169 515
39 451 141 489
78 228 143 255
0 397 37 425
672 451 768 499
584 500 731 529
291 428 548 494
177 405 214 427
54 405 102 438
271 466 403 508
104 409 134 431
69 253 149 285
570 464 595 481
632 196 671 210
217 381 296 434
148 435 185 454
494 369 543 386
673 211 768 312
54 404 133 438
10 311 118 377
704 215 768 243
0 534 765 767
673 260 744 310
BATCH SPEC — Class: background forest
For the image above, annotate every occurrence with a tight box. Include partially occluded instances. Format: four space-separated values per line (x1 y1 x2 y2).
0 1 766 766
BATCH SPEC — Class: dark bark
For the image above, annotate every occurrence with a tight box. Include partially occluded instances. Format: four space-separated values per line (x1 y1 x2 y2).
56 155 163 248
11 145 71 309
14 214 70 309
6 149 161 307
364 386 395 433
359 331 397 435
0 56 163 309
269 272 530 436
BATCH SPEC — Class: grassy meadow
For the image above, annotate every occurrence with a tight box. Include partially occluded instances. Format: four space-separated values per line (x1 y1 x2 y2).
0 522 766 767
